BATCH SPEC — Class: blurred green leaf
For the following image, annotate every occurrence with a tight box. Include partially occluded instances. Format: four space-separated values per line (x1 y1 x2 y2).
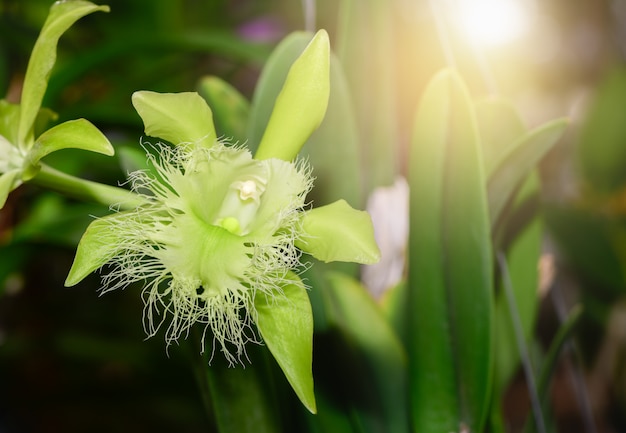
337 0 398 191
205 346 284 433
301 45 362 208
408 69 493 433
488 119 568 227
577 67 626 193
197 76 250 144
545 205 626 292
379 280 408 349
324 272 409 433
475 97 526 175
117 145 151 174
493 177 543 395
536 305 584 417
255 30 329 162
46 30 271 106
476 99 544 397
12 194 106 246
247 32 312 153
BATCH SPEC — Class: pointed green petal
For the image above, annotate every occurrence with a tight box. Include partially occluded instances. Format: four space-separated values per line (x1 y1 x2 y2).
254 273 316 413
26 118 113 173
18 1 109 150
132 91 217 148
65 213 129 287
296 199 380 264
0 170 21 209
255 30 330 161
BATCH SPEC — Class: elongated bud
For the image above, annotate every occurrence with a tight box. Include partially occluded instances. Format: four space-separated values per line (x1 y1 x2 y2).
255 29 330 161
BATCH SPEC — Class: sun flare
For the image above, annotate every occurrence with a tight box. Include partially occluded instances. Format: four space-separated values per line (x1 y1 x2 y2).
455 0 530 47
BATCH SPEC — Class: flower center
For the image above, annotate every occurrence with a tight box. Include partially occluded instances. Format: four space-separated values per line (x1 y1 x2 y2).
215 176 267 235
238 180 258 200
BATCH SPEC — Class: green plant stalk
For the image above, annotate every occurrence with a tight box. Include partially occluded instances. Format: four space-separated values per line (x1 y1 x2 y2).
31 164 146 210
537 304 584 412
497 252 546 433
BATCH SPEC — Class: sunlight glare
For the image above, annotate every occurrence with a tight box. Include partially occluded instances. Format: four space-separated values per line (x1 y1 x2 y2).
455 0 530 47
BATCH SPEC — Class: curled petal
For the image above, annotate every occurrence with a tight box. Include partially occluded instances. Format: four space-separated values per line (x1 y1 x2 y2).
132 91 217 148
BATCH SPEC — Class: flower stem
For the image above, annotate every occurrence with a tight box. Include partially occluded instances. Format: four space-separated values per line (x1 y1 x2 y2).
30 164 146 210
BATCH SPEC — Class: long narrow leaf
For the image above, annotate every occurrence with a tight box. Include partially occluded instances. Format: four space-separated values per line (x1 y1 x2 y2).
408 69 493 433
488 119 568 226
337 0 398 191
324 272 409 433
197 76 250 144
204 346 283 433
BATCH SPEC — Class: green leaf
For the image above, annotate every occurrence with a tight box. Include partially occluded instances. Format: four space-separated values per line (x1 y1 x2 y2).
488 119 568 226
408 69 493 433
65 213 128 286
324 272 409 433
18 0 109 150
205 346 283 433
476 100 544 397
132 91 217 148
116 145 151 174
577 67 626 192
536 305 584 407
379 280 409 349
493 177 543 395
247 31 363 209
28 118 113 166
255 273 316 413
337 0 398 191
301 47 362 208
196 76 250 144
475 97 526 175
295 199 380 265
545 204 626 290
254 30 330 161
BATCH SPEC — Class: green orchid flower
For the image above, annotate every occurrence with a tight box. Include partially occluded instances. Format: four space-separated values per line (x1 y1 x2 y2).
0 1 113 208
65 30 380 413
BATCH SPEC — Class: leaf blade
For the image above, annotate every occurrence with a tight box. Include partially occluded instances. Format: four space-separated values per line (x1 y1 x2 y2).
488 119 568 225
408 69 494 433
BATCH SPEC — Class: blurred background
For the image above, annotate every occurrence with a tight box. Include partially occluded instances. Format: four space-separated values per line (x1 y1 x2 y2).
2 0 626 431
